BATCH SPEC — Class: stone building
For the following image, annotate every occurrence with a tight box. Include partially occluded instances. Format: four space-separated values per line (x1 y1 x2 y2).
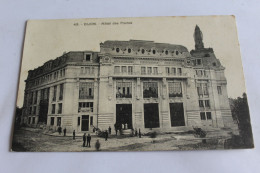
21 25 236 133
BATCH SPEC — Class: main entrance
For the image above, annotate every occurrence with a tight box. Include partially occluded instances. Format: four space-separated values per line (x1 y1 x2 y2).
170 103 185 126
116 104 132 129
144 103 160 128
81 115 89 131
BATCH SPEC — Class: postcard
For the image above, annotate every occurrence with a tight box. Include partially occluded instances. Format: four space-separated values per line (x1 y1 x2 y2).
12 16 254 151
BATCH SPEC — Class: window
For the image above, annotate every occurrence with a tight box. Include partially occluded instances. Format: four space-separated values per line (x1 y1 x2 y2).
128 66 133 74
141 49 145 54
116 48 120 53
197 85 203 96
206 112 212 120
169 82 182 97
34 91 38 104
85 54 91 61
59 84 63 100
58 103 62 114
78 102 93 112
52 104 56 114
29 107 32 114
79 82 94 99
53 86 57 101
153 50 156 54
32 117 35 124
114 66 120 74
200 112 206 120
171 68 176 75
33 106 36 114
81 67 84 74
199 100 204 107
176 51 179 55
141 67 146 75
153 67 158 75
116 82 132 98
205 100 210 108
143 82 158 98
197 59 202 65
166 67 170 74
28 117 31 124
77 117 80 126
203 83 208 95
177 68 182 75
165 50 168 55
57 117 61 126
121 66 127 73
128 48 131 53
217 86 222 95
90 116 93 126
51 117 55 125
147 67 152 74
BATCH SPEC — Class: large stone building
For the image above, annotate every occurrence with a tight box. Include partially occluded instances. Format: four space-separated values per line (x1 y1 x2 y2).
21 26 236 133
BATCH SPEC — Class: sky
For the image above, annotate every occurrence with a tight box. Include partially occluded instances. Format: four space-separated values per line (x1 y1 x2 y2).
16 16 246 107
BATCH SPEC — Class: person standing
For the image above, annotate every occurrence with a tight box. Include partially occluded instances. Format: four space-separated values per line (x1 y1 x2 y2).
95 140 100 151
105 130 108 141
87 134 91 147
139 128 141 138
73 130 75 140
83 133 86 147
108 126 111 134
63 127 66 136
58 126 62 135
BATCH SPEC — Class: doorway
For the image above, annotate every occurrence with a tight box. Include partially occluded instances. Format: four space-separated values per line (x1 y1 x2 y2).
116 104 132 129
170 103 185 126
144 103 160 128
81 115 89 131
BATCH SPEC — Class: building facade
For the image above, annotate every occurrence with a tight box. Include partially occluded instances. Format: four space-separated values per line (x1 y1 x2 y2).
21 26 236 133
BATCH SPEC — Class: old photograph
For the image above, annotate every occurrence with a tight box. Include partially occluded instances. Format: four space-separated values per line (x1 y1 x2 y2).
12 16 254 152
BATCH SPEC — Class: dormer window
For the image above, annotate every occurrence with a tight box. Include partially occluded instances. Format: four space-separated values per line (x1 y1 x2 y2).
176 51 179 55
116 48 120 53
128 48 131 53
153 50 156 54
197 59 202 65
85 54 91 61
142 49 145 54
165 50 168 55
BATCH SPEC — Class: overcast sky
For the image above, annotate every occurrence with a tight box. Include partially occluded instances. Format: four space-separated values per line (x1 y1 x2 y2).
16 16 246 107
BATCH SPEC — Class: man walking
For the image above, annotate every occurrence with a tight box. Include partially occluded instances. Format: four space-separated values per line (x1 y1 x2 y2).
73 130 76 140
108 126 111 134
83 133 86 147
87 134 91 147
105 130 108 141
63 127 66 136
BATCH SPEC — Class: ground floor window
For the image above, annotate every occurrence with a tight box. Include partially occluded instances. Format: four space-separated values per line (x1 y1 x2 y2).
51 117 55 125
90 116 93 126
116 82 132 98
143 82 158 98
168 82 182 97
32 117 35 124
28 117 31 124
200 112 212 120
57 117 61 126
170 103 185 126
78 102 93 112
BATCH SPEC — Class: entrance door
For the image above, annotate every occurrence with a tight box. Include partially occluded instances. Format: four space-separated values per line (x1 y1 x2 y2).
170 103 185 126
81 115 89 131
144 103 160 128
116 104 132 129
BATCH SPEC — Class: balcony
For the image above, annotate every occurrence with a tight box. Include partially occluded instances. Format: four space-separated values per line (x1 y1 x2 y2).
195 74 209 79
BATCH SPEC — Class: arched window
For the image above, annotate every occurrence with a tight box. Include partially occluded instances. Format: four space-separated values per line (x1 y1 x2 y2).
128 48 131 53
116 48 120 53
142 49 145 54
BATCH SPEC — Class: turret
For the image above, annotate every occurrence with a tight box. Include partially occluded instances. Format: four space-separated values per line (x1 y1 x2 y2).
194 25 204 50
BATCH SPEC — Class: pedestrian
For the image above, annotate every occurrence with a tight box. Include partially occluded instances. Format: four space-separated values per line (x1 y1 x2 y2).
114 123 117 135
58 126 62 135
63 127 66 136
125 123 128 129
116 129 118 136
105 130 108 141
122 123 124 130
73 130 75 140
108 126 111 134
135 128 138 136
139 128 141 138
83 133 86 147
87 134 91 147
95 140 100 151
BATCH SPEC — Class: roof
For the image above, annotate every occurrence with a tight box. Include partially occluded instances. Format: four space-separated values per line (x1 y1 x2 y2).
102 40 189 52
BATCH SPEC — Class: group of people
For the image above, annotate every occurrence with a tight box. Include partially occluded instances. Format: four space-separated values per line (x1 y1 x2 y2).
58 126 67 136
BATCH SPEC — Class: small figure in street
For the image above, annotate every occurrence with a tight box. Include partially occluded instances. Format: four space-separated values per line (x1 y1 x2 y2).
58 126 62 135
95 140 100 151
87 134 91 147
83 133 86 147
135 128 138 136
108 126 111 134
116 129 118 136
105 130 108 141
122 124 124 130
139 128 141 138
63 127 66 136
125 123 128 129
73 130 75 140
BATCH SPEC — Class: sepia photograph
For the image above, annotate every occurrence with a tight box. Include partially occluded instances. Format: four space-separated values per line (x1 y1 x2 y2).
11 16 254 152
